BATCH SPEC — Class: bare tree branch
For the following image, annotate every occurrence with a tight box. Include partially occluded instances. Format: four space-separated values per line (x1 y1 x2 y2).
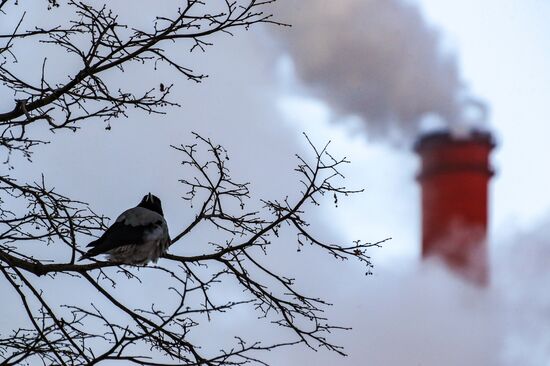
0 2 380 365
0 0 288 160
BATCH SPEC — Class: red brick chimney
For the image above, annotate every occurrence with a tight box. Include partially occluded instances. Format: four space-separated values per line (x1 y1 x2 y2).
415 130 495 285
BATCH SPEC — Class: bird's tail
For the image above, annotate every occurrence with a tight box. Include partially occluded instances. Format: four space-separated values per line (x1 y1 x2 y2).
78 239 101 261
78 252 91 262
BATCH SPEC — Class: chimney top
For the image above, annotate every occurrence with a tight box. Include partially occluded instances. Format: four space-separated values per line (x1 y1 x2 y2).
414 129 496 152
414 129 495 153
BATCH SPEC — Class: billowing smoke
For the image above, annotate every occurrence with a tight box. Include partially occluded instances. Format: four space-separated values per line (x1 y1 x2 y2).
272 0 486 142
255 214 550 365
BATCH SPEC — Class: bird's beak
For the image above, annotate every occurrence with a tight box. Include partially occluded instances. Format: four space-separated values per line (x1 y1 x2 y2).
147 193 153 202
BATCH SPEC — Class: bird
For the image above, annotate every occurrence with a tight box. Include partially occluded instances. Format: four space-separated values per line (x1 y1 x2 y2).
80 193 170 265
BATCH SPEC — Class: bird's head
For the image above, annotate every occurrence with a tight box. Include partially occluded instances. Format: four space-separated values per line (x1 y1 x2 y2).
138 193 164 216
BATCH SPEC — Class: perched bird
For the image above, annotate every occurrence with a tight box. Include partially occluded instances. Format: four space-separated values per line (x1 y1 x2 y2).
80 193 170 265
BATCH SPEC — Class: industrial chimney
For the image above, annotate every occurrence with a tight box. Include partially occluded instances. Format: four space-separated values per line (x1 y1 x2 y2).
415 130 495 285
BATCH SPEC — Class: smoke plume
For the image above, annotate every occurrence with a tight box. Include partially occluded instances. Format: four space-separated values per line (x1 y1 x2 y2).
272 0 485 142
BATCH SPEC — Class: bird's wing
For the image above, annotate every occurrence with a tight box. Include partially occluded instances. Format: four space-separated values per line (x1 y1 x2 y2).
115 207 164 227
85 207 166 257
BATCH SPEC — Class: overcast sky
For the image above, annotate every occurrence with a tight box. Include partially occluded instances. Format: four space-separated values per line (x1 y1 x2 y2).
2 0 550 365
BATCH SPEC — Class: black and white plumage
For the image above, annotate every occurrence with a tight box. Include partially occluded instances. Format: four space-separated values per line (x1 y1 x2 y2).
80 193 170 265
